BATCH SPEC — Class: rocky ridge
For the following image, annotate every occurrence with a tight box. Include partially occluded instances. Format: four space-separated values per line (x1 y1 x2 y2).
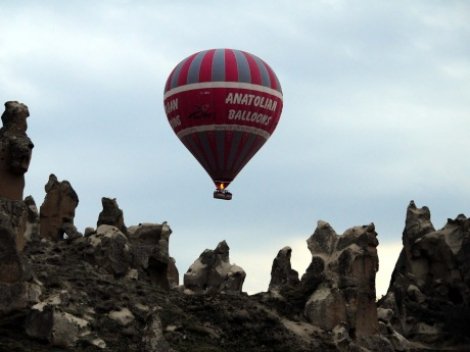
1 101 469 351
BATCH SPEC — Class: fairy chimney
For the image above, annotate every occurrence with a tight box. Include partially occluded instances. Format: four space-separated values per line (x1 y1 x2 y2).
0 101 34 200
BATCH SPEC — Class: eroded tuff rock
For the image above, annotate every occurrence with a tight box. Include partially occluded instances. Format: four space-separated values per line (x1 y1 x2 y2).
0 101 33 201
0 197 37 253
24 195 40 242
379 201 470 346
75 221 175 290
267 220 382 350
39 174 80 241
302 222 379 339
0 200 469 351
0 100 40 315
0 213 41 317
81 225 132 277
13 219 177 350
12 232 327 352
0 225 25 284
25 302 101 348
268 246 300 294
0 211 42 315
141 310 176 352
97 197 127 235
128 222 174 289
167 257 180 288
184 240 246 294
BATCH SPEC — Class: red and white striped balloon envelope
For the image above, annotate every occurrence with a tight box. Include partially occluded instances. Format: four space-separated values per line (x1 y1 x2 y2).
163 48 283 199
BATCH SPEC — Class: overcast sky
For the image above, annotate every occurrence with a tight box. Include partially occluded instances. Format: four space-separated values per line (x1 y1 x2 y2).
1 1 469 296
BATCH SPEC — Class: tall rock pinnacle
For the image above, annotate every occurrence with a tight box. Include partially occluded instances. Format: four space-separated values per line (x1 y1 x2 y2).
0 101 34 201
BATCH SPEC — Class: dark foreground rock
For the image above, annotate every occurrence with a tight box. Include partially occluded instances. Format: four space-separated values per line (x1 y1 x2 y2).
0 237 335 352
0 208 469 351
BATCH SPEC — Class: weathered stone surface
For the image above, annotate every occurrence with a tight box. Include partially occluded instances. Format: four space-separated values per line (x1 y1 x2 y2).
307 220 337 255
0 281 42 316
299 254 326 299
0 199 36 314
141 310 175 352
0 101 33 201
304 285 346 331
268 246 300 294
184 240 246 294
303 222 379 338
0 198 30 252
83 225 131 277
128 222 173 289
379 201 470 345
76 221 175 289
108 307 135 326
0 196 41 316
39 174 79 241
25 303 93 348
167 257 179 288
23 196 40 242
0 223 41 316
0 226 25 284
97 197 127 235
378 308 412 351
337 224 379 338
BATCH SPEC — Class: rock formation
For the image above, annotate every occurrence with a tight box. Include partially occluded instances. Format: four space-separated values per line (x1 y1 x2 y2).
1 198 469 351
25 302 100 348
141 310 177 352
0 101 41 316
378 201 470 347
128 222 174 289
268 246 300 294
97 197 127 235
184 240 246 294
39 174 80 241
81 224 132 277
167 257 180 288
0 101 33 201
24 195 40 242
7 217 176 349
0 199 40 315
265 221 387 350
0 198 32 253
72 221 175 290
300 221 379 338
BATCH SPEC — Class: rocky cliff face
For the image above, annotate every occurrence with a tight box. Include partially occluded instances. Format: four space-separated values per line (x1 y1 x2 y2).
1 101 469 351
305 222 379 338
0 101 41 320
378 201 470 347
266 222 390 351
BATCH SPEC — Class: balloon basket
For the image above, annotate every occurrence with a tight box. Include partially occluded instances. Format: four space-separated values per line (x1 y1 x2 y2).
213 189 232 200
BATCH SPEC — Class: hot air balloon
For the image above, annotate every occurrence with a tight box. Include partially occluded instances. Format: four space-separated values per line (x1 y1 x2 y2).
163 48 283 200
